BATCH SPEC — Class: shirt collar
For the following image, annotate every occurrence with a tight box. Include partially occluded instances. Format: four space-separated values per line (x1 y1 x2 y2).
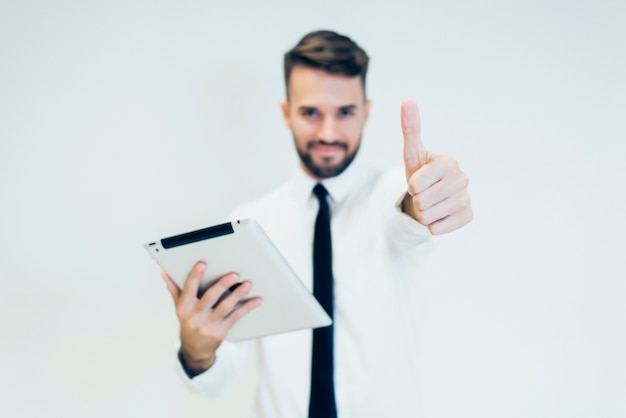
289 157 364 207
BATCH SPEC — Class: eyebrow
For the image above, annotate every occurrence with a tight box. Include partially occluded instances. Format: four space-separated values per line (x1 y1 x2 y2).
298 104 358 111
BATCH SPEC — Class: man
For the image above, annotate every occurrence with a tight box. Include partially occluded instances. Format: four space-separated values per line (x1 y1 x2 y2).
162 30 472 417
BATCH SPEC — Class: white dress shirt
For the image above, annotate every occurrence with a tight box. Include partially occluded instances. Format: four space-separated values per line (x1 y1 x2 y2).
179 161 434 418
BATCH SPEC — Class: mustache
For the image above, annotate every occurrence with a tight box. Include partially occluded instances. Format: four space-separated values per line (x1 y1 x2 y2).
307 141 348 150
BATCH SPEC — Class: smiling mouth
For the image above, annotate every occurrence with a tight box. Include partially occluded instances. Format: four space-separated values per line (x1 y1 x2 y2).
308 141 348 152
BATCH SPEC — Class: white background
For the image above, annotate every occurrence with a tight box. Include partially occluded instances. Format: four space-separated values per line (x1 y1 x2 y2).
1 0 625 417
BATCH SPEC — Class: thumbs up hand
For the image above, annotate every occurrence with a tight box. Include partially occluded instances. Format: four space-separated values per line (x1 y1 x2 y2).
401 99 473 235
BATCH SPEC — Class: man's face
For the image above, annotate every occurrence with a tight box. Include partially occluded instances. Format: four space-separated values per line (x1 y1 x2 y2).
281 66 371 179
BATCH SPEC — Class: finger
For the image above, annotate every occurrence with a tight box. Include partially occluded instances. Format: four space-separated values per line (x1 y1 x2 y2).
415 188 471 226
406 154 457 196
219 297 263 331
196 272 241 312
428 206 474 235
161 271 182 302
411 168 469 211
401 99 428 183
180 261 206 302
210 280 254 318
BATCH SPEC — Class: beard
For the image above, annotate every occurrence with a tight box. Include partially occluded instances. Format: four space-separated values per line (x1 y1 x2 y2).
296 138 361 179
296 139 361 179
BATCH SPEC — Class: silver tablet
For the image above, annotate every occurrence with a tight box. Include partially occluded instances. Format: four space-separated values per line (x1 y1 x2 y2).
144 218 331 341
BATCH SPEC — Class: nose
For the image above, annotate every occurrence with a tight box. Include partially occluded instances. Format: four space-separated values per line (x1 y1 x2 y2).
318 116 338 142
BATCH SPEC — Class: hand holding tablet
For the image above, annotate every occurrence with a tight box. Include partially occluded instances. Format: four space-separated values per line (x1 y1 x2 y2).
147 219 331 375
161 261 261 376
145 219 331 341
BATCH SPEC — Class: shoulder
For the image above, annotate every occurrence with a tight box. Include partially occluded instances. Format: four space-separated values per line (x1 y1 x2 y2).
229 183 292 220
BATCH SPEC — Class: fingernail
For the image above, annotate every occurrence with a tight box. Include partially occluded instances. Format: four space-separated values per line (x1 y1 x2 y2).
196 262 206 273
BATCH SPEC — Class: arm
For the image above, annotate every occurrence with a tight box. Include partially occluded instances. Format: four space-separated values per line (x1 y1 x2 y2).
400 99 473 235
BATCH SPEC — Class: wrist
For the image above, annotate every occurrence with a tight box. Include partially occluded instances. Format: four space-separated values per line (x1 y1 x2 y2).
178 348 215 378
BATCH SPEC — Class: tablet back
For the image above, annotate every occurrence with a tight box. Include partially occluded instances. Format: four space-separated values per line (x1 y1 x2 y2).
145 219 331 341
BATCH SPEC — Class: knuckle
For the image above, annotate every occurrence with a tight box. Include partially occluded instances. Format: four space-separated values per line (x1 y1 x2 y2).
185 271 201 285
464 208 474 223
202 286 222 302
203 281 233 303
235 281 252 296
462 193 471 207
412 195 426 211
451 191 470 211
459 172 469 188
416 210 430 225
180 315 199 331
441 155 457 170
428 223 441 235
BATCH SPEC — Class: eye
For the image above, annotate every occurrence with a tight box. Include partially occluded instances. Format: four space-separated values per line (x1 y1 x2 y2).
338 107 355 118
300 108 319 118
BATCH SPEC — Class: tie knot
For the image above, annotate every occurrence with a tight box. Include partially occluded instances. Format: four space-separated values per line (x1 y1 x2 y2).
313 183 328 203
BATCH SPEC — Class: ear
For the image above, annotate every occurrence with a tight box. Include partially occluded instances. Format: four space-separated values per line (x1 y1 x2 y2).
281 100 291 128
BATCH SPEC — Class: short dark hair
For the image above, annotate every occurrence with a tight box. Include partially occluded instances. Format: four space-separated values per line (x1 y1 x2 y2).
284 30 369 96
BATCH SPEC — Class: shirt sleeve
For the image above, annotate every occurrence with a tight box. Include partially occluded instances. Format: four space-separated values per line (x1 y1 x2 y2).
377 167 434 251
175 339 255 396
389 195 433 248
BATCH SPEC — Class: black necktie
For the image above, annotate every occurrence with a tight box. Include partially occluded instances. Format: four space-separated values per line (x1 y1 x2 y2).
309 183 337 418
